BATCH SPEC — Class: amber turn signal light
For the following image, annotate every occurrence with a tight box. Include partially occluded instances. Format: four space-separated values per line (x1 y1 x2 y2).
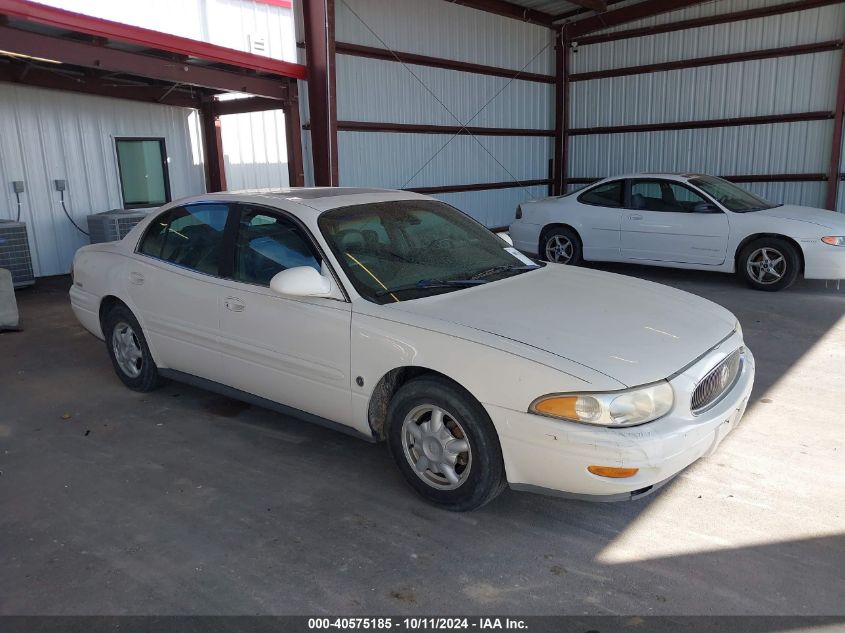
587 465 639 478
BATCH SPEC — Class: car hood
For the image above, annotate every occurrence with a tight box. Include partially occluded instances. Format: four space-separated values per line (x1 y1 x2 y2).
754 205 845 230
388 265 737 387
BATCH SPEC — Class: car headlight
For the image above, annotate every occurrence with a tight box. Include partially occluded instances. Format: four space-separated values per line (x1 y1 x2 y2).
530 381 674 427
822 236 845 246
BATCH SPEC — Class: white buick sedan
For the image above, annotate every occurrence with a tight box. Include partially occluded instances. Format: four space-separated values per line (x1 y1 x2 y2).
509 173 845 291
70 188 754 511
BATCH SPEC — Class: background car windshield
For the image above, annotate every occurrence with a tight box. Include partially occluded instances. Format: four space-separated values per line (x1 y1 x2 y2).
689 176 775 212
319 200 534 304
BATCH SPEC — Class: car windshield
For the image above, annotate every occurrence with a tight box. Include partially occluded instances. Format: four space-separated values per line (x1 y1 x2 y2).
319 200 540 304
688 175 778 212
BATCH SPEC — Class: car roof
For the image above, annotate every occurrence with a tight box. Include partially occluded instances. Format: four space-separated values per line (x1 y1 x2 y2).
597 173 703 182
227 187 431 213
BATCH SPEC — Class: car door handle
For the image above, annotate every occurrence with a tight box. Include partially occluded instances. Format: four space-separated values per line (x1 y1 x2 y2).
224 297 245 312
628 214 643 221
129 272 145 285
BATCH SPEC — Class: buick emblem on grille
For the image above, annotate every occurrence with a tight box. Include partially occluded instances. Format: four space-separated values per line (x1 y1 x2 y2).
718 364 730 389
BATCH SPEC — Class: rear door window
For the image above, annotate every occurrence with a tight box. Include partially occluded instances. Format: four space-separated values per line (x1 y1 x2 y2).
578 181 625 207
138 203 230 276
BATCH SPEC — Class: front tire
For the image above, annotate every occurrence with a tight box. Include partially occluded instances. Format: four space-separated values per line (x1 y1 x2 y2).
739 237 800 291
541 227 582 265
103 304 163 391
386 377 506 512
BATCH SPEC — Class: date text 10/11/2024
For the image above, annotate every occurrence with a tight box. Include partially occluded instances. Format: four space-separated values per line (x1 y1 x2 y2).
307 618 528 630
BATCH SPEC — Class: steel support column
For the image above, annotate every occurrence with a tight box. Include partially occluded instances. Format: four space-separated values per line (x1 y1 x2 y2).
200 101 227 192
826 48 845 210
302 0 339 186
285 80 306 187
552 28 565 196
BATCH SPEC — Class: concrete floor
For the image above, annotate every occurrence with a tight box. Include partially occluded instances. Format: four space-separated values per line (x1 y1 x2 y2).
1 267 844 616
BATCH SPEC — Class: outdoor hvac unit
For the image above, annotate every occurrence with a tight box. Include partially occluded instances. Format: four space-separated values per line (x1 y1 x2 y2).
0 220 35 288
87 208 150 244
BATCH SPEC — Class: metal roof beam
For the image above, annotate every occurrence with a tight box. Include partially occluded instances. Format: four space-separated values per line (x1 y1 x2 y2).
0 60 204 108
0 26 290 99
567 0 710 39
443 0 557 27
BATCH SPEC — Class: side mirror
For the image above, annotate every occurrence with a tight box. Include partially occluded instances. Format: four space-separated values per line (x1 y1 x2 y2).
269 266 333 298
497 232 514 246
693 202 721 214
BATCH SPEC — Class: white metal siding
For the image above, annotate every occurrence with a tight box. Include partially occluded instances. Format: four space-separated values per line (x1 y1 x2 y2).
335 0 555 227
37 0 297 63
568 0 845 211
0 84 206 277
220 108 291 190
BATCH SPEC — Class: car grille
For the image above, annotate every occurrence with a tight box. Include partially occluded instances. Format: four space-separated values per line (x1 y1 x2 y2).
691 347 744 415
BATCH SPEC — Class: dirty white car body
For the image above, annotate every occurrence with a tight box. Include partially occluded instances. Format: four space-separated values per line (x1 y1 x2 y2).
70 188 755 509
510 173 845 290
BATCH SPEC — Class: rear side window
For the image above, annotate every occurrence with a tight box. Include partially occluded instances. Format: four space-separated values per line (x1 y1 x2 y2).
233 208 321 287
138 203 230 276
578 181 624 207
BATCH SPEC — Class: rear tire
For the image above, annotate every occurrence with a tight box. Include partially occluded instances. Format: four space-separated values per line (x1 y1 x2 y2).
738 237 800 292
541 227 582 265
102 304 164 392
386 376 506 512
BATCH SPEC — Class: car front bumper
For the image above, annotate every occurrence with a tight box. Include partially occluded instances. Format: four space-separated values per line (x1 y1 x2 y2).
802 241 845 280
486 342 755 501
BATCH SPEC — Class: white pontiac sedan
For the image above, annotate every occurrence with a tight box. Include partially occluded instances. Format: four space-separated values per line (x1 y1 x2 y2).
509 173 845 291
70 188 754 511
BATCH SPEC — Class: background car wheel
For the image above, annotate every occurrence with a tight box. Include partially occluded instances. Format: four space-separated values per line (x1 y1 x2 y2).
103 304 164 391
386 376 506 512
541 227 582 265
739 237 800 292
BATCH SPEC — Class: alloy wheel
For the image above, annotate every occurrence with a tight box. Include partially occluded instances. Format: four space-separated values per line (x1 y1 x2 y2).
746 247 787 285
401 404 472 490
545 235 574 264
112 321 144 378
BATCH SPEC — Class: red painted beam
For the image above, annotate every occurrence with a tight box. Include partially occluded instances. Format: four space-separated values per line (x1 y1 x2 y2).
554 0 625 22
254 0 293 8
335 42 555 84
578 0 845 45
334 121 554 137
569 41 843 82
443 0 556 27
0 25 290 99
302 0 339 186
569 111 836 136
213 97 288 116
567 0 710 39
284 81 305 187
826 45 845 209
0 63 203 108
553 27 566 195
200 100 227 192
0 0 306 80
406 179 552 194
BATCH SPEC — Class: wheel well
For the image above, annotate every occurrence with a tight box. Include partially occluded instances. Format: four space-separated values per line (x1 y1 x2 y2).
98 295 128 328
539 223 582 255
367 367 471 441
734 233 805 272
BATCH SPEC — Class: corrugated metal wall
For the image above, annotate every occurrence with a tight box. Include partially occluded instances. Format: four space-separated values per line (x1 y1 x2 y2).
569 0 845 210
334 0 555 228
0 84 206 277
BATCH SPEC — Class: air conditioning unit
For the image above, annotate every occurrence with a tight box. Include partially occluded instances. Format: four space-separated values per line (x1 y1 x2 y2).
87 209 150 244
0 220 35 288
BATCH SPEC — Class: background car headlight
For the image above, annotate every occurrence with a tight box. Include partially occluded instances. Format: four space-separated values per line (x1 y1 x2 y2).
530 382 674 427
821 236 845 246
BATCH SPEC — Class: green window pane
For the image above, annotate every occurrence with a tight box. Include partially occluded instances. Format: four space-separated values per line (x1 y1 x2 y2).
116 139 170 207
